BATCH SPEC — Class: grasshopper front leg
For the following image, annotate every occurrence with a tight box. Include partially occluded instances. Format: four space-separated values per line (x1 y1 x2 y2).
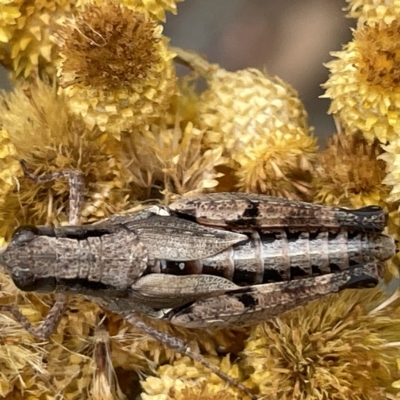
0 294 68 340
0 162 84 339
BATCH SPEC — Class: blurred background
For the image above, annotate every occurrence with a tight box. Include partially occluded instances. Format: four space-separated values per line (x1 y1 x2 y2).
0 0 355 146
163 0 355 146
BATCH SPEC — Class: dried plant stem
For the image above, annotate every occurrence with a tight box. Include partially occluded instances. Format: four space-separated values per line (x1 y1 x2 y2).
369 289 400 316
171 47 217 76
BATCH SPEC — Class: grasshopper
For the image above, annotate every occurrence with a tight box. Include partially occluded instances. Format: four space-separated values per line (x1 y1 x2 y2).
0 163 396 399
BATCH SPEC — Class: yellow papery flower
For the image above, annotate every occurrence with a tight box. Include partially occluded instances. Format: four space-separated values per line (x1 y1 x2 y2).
58 2 177 139
120 0 184 21
234 132 316 200
323 21 400 143
0 128 22 246
173 47 316 200
0 0 184 78
346 0 400 24
0 80 129 242
379 138 400 242
0 1 21 44
243 288 400 400
124 121 226 201
0 0 75 78
141 356 244 400
314 132 388 208
380 138 400 203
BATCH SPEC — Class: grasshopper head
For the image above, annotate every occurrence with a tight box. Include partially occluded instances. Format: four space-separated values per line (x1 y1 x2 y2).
0 226 57 293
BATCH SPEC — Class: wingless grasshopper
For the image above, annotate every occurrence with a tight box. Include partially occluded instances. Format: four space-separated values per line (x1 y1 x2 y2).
0 163 396 399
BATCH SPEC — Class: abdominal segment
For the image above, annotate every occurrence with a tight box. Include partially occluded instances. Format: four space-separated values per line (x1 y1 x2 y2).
152 228 394 286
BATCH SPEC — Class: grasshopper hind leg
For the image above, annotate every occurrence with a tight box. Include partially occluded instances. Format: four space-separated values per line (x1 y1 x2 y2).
169 262 382 330
118 310 257 400
339 263 381 289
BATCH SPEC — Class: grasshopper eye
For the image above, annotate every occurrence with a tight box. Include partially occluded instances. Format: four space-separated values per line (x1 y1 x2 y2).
11 267 56 293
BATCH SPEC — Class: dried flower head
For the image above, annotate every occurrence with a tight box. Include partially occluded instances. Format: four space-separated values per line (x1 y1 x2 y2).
157 122 225 198
346 0 400 24
0 80 129 242
0 0 184 78
0 1 20 44
173 48 316 200
141 356 244 400
0 273 50 397
119 75 224 202
167 380 239 400
0 0 74 78
323 21 400 143
314 132 389 208
378 137 400 242
234 131 316 201
380 138 400 203
124 121 225 202
0 129 22 246
58 2 177 138
119 0 184 22
243 288 400 400
197 61 311 161
0 270 103 398
40 299 99 399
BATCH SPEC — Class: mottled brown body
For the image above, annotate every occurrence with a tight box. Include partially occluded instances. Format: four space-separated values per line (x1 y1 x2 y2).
0 190 396 400
1 193 395 322
170 192 387 232
168 264 377 328
159 228 393 286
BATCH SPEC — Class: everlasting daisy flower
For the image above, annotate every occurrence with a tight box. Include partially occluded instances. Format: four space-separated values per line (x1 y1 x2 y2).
141 356 245 400
57 2 177 139
120 0 184 21
243 288 400 400
0 1 20 44
0 0 75 78
0 273 50 398
378 138 400 243
0 128 22 246
346 0 400 24
173 47 316 200
124 121 225 202
0 0 184 78
323 21 400 144
380 138 400 204
314 132 388 208
0 80 128 242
